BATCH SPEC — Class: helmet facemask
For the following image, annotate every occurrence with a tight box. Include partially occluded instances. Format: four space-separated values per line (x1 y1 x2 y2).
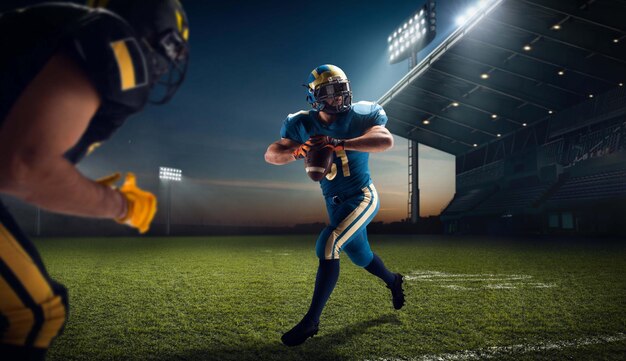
93 0 190 105
309 77 352 114
147 28 189 104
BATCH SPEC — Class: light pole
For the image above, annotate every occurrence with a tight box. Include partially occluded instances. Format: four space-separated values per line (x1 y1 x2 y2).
386 1 437 223
159 167 182 235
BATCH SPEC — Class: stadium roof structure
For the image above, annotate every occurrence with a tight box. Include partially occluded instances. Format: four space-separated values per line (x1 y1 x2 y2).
378 0 626 156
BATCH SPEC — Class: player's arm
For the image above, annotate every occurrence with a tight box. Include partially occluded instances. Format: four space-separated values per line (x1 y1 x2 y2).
265 138 301 165
343 125 394 153
0 52 126 219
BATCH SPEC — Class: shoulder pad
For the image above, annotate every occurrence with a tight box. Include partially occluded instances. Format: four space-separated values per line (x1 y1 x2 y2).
287 110 310 120
281 110 312 143
352 101 382 115
285 110 312 128
67 8 149 112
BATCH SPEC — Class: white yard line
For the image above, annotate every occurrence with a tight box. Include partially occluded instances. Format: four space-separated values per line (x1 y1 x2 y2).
438 283 555 291
440 285 473 291
526 283 557 288
484 283 516 289
404 270 555 290
365 333 626 361
405 277 531 282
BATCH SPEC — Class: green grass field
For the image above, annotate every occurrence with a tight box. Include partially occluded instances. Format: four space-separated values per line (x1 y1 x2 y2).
36 235 626 360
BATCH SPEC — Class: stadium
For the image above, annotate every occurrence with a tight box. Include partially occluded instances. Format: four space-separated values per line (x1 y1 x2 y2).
0 0 625 360
379 0 626 237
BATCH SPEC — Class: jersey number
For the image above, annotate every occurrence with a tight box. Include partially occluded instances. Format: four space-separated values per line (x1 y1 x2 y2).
326 150 351 180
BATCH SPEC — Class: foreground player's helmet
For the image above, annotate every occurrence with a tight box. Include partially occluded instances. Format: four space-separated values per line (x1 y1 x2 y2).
89 0 190 104
305 64 352 114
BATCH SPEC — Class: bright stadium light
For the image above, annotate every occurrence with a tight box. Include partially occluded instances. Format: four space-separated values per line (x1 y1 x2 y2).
457 8 477 26
159 167 182 182
456 0 492 26
387 1 437 66
159 166 182 235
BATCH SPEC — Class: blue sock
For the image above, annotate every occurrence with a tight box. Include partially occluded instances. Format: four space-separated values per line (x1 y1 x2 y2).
304 259 340 324
364 253 395 285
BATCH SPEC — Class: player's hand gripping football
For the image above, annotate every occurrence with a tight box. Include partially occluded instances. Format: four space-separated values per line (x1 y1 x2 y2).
292 138 318 159
312 135 345 151
292 135 345 159
96 172 157 234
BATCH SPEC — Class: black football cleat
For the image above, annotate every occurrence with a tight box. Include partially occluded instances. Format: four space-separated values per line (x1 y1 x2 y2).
281 318 319 347
387 273 405 310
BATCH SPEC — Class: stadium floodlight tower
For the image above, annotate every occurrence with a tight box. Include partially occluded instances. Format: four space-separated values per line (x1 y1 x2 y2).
387 1 437 224
387 0 437 70
159 167 182 235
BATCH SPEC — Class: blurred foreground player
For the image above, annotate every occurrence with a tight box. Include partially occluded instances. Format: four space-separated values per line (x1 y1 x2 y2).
265 65 405 346
0 0 189 358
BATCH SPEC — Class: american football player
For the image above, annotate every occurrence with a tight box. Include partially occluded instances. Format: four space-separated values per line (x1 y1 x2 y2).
0 0 189 359
265 64 405 346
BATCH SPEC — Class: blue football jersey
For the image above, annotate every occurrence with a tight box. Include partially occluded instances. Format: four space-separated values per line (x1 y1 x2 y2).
280 101 388 197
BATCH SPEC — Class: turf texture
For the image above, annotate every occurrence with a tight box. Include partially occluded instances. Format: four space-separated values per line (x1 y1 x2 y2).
34 235 626 360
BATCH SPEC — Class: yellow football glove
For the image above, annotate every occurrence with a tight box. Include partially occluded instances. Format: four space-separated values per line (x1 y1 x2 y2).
97 172 157 234
116 173 157 234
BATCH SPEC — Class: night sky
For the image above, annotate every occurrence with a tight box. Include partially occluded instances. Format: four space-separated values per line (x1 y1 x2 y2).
72 0 477 226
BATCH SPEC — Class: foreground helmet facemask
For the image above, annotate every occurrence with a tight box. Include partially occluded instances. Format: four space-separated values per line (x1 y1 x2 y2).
147 27 189 104
305 65 352 114
90 0 190 104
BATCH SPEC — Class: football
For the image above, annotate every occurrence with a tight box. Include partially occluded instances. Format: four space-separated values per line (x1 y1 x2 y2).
305 145 334 181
